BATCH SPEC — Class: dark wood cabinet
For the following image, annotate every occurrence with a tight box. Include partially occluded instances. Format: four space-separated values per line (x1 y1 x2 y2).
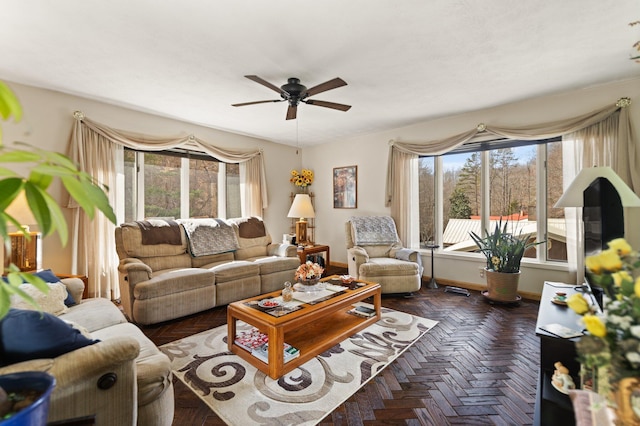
534 281 594 425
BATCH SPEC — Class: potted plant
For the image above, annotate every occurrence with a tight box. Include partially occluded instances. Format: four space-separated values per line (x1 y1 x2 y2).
0 81 116 422
469 219 543 302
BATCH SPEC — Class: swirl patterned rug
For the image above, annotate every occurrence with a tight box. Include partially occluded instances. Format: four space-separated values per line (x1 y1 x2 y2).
159 308 438 426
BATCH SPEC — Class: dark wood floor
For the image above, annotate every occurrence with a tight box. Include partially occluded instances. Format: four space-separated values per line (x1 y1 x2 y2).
141 268 541 425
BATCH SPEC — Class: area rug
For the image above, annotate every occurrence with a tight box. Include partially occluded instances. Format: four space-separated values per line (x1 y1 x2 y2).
159 307 438 426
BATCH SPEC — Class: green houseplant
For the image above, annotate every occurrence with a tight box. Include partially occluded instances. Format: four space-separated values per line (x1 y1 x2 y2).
0 81 116 422
469 219 543 302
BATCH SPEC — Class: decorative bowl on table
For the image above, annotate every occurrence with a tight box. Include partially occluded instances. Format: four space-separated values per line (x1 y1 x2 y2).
294 261 324 292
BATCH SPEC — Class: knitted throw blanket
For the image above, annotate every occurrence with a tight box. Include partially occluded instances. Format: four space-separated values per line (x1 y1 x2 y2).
177 218 239 257
350 216 399 246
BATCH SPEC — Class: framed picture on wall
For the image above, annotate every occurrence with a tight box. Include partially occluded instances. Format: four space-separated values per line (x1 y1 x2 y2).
333 165 357 209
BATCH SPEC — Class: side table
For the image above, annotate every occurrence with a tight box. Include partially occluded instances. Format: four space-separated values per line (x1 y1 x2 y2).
297 244 330 269
425 243 439 289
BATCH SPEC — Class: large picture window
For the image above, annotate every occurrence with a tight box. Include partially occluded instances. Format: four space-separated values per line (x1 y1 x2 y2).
123 148 240 222
419 137 567 262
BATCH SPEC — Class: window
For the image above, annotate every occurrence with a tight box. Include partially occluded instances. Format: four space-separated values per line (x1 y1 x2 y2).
418 137 567 262
123 149 241 222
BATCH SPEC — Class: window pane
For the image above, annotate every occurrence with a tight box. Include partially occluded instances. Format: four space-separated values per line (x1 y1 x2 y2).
144 153 181 218
189 158 219 218
442 153 476 252
488 146 538 259
124 150 137 222
546 141 567 262
226 163 241 218
418 157 435 247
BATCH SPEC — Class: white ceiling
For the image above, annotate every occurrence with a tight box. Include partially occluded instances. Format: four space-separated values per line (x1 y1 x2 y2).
1 1 639 146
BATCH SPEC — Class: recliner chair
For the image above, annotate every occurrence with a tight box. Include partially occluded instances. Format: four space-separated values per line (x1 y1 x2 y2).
345 216 422 294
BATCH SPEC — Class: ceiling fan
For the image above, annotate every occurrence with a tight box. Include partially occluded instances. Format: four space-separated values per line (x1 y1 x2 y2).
232 75 351 120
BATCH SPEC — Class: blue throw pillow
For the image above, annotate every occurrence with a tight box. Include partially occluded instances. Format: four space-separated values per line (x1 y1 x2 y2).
0 309 99 366
32 269 76 307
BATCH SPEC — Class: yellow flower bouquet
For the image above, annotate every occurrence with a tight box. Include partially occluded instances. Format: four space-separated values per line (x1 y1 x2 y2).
290 169 313 188
567 238 640 382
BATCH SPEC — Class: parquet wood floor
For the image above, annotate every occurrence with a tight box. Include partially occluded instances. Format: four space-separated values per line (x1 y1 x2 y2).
141 268 541 425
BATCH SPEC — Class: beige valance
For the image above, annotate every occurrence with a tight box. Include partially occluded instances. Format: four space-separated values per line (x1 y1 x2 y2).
69 112 268 212
386 98 634 208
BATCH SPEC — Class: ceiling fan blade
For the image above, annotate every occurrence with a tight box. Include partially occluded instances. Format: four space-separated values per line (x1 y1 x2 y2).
244 75 283 94
232 99 283 107
304 99 352 111
286 104 297 120
304 77 347 97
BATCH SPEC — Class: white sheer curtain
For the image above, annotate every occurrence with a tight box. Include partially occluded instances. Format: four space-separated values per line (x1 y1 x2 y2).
563 111 621 285
66 113 268 299
385 98 635 267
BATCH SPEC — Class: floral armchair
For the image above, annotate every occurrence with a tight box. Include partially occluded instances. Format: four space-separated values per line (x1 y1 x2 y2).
345 216 422 294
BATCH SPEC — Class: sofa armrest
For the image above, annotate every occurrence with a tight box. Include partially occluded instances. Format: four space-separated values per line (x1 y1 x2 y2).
0 336 140 424
59 277 85 304
267 243 298 257
118 258 153 283
347 246 370 277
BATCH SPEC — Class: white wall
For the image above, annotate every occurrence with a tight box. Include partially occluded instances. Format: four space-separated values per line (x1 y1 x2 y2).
4 77 640 295
2 82 301 274
304 76 640 296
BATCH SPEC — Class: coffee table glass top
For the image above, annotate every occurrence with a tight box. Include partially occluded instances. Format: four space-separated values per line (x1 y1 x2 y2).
240 275 370 318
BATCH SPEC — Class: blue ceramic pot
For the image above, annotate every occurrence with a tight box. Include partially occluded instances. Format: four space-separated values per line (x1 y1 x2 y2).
0 372 56 425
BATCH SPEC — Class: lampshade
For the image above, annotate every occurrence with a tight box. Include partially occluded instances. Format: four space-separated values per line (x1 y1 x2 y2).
287 194 315 219
5 191 37 229
554 166 640 208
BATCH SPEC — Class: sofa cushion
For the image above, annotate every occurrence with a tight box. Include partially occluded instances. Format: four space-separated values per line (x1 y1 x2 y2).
359 258 420 277
91 322 172 406
208 261 260 283
0 309 99 366
253 256 301 275
120 223 188 258
59 298 127 333
133 268 216 300
10 281 70 316
229 217 273 260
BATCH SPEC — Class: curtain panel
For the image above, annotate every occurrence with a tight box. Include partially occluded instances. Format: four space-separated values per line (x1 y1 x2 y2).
385 98 635 271
67 112 268 299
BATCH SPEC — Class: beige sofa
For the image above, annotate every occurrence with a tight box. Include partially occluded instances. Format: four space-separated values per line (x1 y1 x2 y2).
0 277 174 426
115 216 300 325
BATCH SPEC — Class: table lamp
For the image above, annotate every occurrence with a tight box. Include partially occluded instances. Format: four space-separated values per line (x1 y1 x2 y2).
287 194 315 245
4 192 41 271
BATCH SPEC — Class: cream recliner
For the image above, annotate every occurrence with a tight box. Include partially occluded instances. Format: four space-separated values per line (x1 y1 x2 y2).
345 216 422 294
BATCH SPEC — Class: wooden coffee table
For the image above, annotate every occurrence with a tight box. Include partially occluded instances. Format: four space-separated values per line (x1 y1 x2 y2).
227 275 381 379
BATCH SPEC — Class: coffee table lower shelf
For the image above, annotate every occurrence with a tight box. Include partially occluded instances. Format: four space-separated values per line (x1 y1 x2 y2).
227 279 381 379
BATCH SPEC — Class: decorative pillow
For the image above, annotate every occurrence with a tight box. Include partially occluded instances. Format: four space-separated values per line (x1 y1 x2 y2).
0 309 99 366
10 282 69 316
32 269 76 307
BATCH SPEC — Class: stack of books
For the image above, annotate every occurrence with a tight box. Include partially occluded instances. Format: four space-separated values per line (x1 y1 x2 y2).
251 342 300 364
234 327 269 352
234 327 300 363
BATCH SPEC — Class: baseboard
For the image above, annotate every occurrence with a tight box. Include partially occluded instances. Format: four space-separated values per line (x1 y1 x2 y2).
421 276 541 301
330 261 348 269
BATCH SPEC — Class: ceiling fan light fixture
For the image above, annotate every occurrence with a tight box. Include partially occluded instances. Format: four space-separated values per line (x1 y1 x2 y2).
233 75 351 120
